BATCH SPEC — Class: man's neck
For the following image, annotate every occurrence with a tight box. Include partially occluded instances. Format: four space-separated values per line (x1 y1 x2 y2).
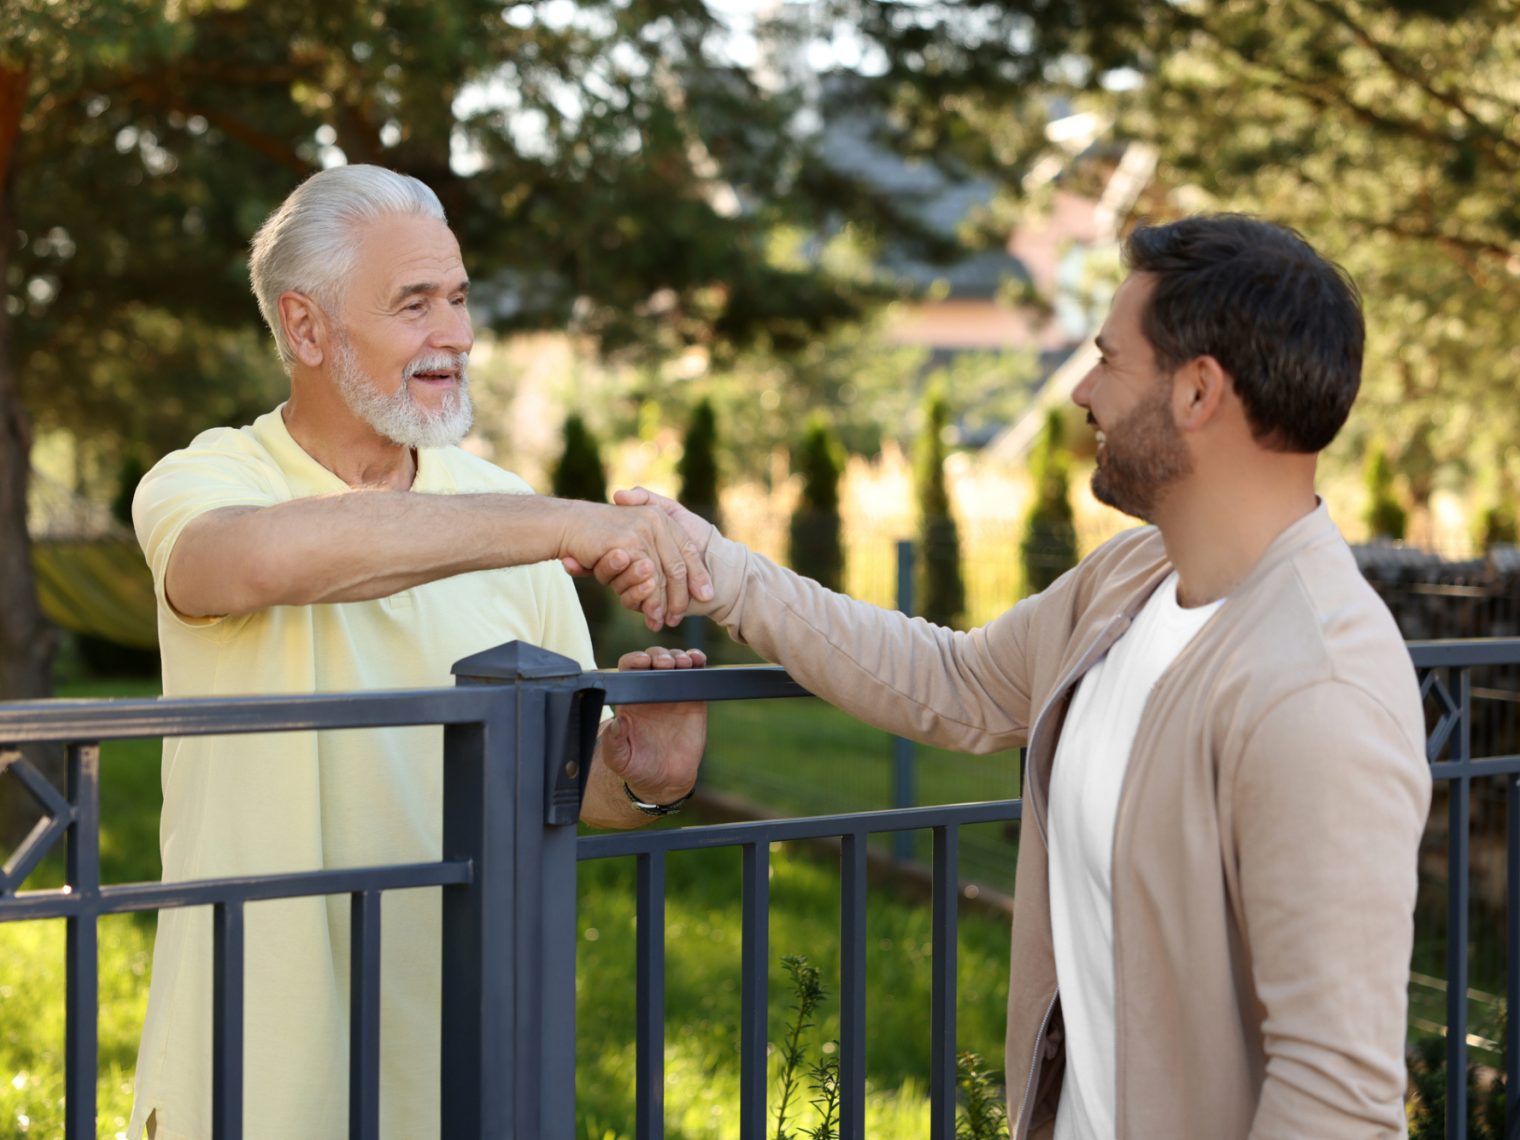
281 394 417 490
1152 462 1319 608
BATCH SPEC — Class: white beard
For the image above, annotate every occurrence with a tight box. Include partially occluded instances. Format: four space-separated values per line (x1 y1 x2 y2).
332 335 473 449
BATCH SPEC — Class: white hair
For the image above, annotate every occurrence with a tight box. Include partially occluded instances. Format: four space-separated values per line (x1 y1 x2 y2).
248 164 447 368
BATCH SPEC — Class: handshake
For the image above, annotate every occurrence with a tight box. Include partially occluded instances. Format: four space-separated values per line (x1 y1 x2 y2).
558 488 717 632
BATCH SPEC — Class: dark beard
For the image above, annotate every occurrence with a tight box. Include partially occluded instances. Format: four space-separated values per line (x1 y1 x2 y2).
1089 384 1192 521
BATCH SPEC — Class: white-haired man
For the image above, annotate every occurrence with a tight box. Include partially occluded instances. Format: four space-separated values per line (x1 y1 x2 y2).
128 165 709 1139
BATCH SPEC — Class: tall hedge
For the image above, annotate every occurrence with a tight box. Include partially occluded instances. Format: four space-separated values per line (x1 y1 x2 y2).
1019 409 1077 596
914 383 965 628
1363 444 1407 542
788 415 846 591
550 413 611 635
678 397 722 529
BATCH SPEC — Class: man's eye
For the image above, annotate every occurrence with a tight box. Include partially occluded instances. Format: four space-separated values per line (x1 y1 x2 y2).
405 300 427 313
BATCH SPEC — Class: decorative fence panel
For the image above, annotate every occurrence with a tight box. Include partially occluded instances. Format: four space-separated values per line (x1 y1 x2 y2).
0 637 1515 1138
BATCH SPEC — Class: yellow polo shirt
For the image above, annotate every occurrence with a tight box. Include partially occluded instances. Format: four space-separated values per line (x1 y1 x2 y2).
128 407 597 1140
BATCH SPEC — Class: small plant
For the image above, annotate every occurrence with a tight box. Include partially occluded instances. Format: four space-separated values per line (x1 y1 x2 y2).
774 954 827 1139
956 1051 1010 1140
774 954 1010 1139
803 1050 840 1140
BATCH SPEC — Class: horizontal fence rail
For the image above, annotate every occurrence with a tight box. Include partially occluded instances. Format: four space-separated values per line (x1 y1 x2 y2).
0 637 1516 1138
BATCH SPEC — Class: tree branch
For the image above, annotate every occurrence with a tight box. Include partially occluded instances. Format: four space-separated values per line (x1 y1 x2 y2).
1298 0 1520 149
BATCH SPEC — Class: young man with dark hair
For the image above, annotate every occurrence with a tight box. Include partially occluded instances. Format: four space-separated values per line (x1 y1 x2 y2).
595 215 1431 1138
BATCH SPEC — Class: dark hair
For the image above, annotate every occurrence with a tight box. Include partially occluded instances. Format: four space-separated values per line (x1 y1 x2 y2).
1122 214 1363 453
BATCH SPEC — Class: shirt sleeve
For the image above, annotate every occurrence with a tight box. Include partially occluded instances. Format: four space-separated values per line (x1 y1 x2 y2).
1234 682 1431 1138
131 433 285 632
696 532 1039 754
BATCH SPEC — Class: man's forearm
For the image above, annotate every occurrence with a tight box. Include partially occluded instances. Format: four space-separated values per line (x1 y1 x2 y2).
167 490 577 616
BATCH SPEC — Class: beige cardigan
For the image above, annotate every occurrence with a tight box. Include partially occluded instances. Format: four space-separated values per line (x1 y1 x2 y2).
698 504 1429 1139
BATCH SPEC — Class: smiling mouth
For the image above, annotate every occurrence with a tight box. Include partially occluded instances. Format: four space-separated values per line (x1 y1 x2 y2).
410 370 458 385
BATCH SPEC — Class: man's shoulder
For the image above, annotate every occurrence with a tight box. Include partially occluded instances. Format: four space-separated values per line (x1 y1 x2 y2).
425 446 535 495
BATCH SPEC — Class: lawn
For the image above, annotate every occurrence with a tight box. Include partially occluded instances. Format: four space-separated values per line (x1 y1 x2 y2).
0 676 1016 1139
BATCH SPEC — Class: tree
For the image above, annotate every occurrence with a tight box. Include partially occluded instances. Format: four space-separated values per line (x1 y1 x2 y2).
914 382 965 629
788 414 845 592
549 413 611 641
1020 409 1077 596
1099 0 1520 484
1363 443 1407 542
677 397 721 530
1 0 1151 703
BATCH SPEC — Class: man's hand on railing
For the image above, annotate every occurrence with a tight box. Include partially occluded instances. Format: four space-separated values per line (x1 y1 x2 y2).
564 488 716 625
580 646 709 830
557 500 713 632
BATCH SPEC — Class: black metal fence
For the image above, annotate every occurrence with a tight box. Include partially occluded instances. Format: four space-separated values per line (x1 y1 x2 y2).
0 636 1516 1138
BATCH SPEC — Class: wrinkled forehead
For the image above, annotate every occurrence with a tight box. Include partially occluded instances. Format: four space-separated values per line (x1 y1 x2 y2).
345 214 468 310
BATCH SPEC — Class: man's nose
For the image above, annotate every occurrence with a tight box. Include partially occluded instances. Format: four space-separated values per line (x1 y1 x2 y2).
1072 367 1096 408
432 303 474 354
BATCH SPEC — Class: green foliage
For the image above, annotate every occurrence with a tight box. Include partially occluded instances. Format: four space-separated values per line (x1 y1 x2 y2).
956 1052 1010 1140
788 415 846 591
1101 0 1520 486
1363 444 1408 541
1019 409 1077 597
550 413 611 640
1477 501 1518 549
914 383 965 629
678 397 722 529
550 414 610 505
774 955 828 1140
1406 1027 1507 1140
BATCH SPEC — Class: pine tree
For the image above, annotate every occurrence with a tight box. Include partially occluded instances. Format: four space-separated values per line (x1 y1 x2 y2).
1019 409 1077 596
678 397 722 530
1363 444 1407 542
550 414 611 639
788 415 845 592
914 383 965 629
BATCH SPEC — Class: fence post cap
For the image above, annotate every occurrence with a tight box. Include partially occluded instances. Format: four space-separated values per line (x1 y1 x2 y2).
451 641 585 684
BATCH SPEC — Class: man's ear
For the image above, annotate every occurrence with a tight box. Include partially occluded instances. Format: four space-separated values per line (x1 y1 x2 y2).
279 292 329 367
1175 355 1229 433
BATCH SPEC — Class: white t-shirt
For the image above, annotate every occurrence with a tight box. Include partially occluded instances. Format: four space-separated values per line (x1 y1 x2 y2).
1048 571 1222 1140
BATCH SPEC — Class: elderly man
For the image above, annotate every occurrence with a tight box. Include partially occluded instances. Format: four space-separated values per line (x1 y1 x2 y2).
599 216 1432 1138
128 165 708 1139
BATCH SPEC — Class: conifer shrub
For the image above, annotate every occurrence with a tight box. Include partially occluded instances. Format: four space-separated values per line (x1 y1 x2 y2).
1019 409 1077 597
789 415 846 591
914 383 965 629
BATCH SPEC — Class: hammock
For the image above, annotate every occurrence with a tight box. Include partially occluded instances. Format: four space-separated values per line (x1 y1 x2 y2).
32 540 158 650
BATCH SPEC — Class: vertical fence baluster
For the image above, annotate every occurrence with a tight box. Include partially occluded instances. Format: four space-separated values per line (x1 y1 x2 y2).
636 850 667 1140
349 890 382 1140
930 825 959 1140
1448 667 1472 1139
1507 775 1519 1134
64 743 100 1140
212 899 246 1140
839 831 867 1140
741 841 771 1140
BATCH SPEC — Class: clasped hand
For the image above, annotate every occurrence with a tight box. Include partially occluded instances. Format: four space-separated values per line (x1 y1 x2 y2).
562 490 716 629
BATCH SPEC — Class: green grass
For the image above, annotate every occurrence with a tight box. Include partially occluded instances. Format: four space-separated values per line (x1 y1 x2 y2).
0 676 1015 1138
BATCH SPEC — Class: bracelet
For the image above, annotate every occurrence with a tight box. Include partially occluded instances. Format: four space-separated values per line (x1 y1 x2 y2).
622 780 692 817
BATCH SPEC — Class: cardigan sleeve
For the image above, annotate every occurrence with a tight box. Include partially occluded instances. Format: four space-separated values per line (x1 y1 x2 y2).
1233 681 1430 1139
697 532 1039 754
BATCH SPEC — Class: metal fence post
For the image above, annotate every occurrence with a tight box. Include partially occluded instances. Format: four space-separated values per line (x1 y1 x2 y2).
445 641 589 1139
893 540 916 861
